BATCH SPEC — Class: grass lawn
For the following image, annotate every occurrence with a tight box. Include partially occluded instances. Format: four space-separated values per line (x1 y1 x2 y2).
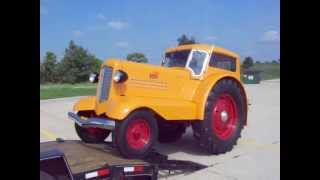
241 63 280 81
41 64 280 100
252 63 280 80
40 83 96 100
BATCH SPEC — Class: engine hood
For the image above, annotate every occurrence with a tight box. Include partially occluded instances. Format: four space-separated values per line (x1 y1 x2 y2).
100 58 197 100
103 58 191 77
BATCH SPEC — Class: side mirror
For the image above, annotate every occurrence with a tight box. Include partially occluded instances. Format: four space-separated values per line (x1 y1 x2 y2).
89 73 99 83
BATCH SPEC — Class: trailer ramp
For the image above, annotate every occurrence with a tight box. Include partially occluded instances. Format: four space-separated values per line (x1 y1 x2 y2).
40 140 207 179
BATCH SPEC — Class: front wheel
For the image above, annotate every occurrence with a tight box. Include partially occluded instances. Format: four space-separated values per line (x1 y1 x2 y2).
114 110 158 159
75 111 111 143
75 123 111 143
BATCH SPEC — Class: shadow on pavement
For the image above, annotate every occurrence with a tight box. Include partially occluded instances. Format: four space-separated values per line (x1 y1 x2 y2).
154 128 209 157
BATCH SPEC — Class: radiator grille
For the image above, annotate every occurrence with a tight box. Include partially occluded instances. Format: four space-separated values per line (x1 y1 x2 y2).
97 67 113 102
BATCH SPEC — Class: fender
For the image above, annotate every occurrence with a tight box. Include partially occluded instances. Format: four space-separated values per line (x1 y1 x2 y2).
96 96 197 121
73 96 96 112
194 74 248 125
73 95 197 121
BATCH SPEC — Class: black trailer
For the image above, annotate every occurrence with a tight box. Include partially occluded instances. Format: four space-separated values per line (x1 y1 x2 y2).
40 139 207 180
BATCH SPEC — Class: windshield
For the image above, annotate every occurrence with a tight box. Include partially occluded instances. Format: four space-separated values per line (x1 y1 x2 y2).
188 51 207 75
163 50 191 67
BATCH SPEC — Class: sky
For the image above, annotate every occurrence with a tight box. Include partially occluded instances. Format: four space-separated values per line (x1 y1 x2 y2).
40 0 280 64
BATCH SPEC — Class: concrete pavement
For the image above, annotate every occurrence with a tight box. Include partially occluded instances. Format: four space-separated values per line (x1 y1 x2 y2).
40 79 280 179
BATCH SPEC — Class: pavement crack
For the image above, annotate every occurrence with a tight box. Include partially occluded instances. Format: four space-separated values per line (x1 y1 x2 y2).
232 154 241 159
208 153 245 168
210 170 238 180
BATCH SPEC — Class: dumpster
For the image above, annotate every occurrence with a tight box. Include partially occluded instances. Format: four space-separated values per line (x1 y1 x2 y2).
242 70 261 84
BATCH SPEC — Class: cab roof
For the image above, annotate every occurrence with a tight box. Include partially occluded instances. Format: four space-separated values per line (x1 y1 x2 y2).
165 44 239 59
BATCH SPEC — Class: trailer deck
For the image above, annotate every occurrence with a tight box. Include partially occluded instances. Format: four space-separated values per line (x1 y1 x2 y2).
40 139 207 179
40 140 152 174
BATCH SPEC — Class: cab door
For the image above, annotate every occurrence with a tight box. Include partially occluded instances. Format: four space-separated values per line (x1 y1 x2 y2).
180 49 211 100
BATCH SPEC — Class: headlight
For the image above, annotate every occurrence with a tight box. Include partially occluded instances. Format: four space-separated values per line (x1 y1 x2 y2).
113 70 128 83
89 76 95 82
89 73 99 83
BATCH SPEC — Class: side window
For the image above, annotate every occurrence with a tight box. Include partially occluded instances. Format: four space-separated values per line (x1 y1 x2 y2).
188 51 207 75
209 53 236 72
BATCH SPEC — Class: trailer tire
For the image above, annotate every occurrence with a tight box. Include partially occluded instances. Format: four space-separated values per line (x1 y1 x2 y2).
200 79 245 154
114 110 158 159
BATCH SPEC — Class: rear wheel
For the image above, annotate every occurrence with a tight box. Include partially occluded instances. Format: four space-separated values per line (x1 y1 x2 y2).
114 110 158 159
199 79 245 154
75 111 111 143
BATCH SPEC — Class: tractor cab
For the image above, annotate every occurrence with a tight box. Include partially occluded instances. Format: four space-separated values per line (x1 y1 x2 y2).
161 44 240 80
162 45 212 79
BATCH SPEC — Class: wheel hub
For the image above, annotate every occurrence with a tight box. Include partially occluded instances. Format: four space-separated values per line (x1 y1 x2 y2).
220 110 229 123
126 119 151 150
133 132 141 140
211 93 238 140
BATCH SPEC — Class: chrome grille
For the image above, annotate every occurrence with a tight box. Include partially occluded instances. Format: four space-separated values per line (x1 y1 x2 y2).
97 67 113 102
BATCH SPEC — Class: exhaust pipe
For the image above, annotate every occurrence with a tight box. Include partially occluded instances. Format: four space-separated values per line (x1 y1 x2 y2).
68 112 115 130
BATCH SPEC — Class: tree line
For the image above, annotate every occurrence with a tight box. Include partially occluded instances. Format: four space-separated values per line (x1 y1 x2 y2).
40 41 151 84
40 41 102 84
241 56 280 69
40 35 279 84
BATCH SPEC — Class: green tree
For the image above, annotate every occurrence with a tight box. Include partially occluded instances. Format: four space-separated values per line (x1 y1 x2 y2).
42 51 58 83
92 58 102 73
256 61 261 64
177 34 196 46
58 40 102 83
126 52 148 63
242 57 254 69
40 63 45 84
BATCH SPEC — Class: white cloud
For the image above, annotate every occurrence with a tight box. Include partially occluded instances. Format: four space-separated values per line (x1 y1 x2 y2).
115 41 129 48
73 30 84 37
40 5 48 15
205 36 218 41
97 13 107 20
108 21 128 30
260 30 280 43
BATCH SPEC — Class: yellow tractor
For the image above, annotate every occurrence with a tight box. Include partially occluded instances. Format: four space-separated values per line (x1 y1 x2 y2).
68 44 248 158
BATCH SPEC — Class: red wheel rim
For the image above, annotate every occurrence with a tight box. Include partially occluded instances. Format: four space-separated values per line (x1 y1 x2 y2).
126 118 151 150
79 112 106 137
212 93 238 140
86 127 106 136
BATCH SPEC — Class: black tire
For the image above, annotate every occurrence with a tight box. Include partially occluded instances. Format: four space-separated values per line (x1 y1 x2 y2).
75 123 111 143
75 111 111 143
199 79 245 154
158 123 186 143
191 122 201 140
114 110 158 159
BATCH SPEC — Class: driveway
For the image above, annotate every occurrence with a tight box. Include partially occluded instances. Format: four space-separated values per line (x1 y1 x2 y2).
40 79 280 180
